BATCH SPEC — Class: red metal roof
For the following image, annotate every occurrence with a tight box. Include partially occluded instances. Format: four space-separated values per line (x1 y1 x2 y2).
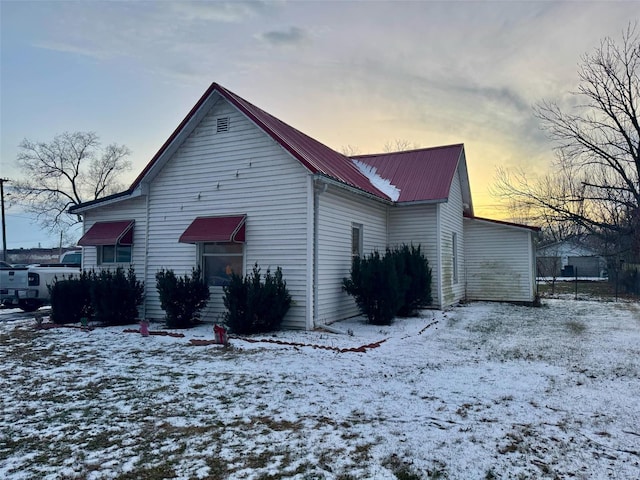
352 144 464 203
130 83 389 200
78 220 134 246
179 215 246 243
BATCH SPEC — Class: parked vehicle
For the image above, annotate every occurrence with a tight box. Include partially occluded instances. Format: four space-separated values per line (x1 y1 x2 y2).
0 265 29 307
0 250 82 311
59 250 81 265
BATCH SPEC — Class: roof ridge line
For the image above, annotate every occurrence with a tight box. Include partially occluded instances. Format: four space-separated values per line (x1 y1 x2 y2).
351 143 464 159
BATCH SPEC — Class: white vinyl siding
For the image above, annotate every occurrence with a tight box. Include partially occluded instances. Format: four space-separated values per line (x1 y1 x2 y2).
438 171 465 306
144 99 310 329
388 203 439 306
315 186 387 324
464 218 536 303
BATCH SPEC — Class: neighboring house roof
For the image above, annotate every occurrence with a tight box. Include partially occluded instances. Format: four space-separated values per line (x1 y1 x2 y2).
536 237 601 257
352 144 465 203
70 82 471 213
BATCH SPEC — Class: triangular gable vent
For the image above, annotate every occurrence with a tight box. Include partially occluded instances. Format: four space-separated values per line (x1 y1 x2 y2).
216 116 230 133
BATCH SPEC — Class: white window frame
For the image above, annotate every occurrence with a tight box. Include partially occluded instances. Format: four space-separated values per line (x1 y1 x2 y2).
201 243 244 287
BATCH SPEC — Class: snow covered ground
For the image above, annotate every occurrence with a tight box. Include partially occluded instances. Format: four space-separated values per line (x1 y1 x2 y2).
1 299 639 479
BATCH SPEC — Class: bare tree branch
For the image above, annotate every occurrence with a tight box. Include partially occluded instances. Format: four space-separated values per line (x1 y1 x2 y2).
494 24 640 259
383 139 421 153
12 131 132 235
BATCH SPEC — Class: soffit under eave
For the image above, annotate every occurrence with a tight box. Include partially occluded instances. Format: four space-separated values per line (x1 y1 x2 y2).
314 174 393 205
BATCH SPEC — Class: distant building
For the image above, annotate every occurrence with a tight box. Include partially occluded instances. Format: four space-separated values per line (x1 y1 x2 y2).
537 239 607 278
7 247 78 265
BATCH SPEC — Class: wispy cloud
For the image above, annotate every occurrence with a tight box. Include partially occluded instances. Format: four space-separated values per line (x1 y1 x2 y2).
169 1 279 23
257 26 310 47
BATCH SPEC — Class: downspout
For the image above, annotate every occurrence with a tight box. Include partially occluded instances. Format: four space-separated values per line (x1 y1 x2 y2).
143 185 150 320
386 202 391 248
312 179 328 328
436 203 443 308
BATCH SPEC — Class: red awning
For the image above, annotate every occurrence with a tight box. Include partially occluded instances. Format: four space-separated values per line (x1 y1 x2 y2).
179 215 246 243
78 220 135 246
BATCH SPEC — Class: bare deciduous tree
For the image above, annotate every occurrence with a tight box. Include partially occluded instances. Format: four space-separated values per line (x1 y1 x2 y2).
340 144 362 157
383 138 421 153
493 24 640 259
12 131 132 233
340 140 422 157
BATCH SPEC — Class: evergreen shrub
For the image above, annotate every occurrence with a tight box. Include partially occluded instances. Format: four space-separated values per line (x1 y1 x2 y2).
49 271 92 324
393 244 432 316
49 268 144 325
223 263 292 334
342 250 401 325
343 244 432 325
156 267 210 328
91 267 144 326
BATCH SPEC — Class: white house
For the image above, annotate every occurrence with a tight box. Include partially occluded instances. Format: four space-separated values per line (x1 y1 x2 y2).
70 82 539 329
537 238 607 278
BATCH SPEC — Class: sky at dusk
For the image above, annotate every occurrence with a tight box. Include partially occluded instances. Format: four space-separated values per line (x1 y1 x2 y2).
0 0 637 249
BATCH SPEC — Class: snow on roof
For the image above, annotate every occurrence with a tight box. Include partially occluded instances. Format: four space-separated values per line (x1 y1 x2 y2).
352 144 464 203
353 160 401 201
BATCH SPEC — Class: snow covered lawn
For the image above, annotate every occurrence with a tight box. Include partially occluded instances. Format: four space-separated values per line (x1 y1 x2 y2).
1 299 639 479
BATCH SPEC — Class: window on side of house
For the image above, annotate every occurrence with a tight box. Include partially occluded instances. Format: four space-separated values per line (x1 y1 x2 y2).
202 243 244 287
99 245 132 264
352 223 363 260
452 232 458 283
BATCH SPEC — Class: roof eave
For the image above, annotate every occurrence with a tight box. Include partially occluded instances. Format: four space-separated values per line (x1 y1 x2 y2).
68 186 144 215
314 174 393 205
464 214 541 232
394 198 448 206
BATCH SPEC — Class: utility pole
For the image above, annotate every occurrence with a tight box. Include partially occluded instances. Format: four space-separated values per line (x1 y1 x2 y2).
0 178 8 262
